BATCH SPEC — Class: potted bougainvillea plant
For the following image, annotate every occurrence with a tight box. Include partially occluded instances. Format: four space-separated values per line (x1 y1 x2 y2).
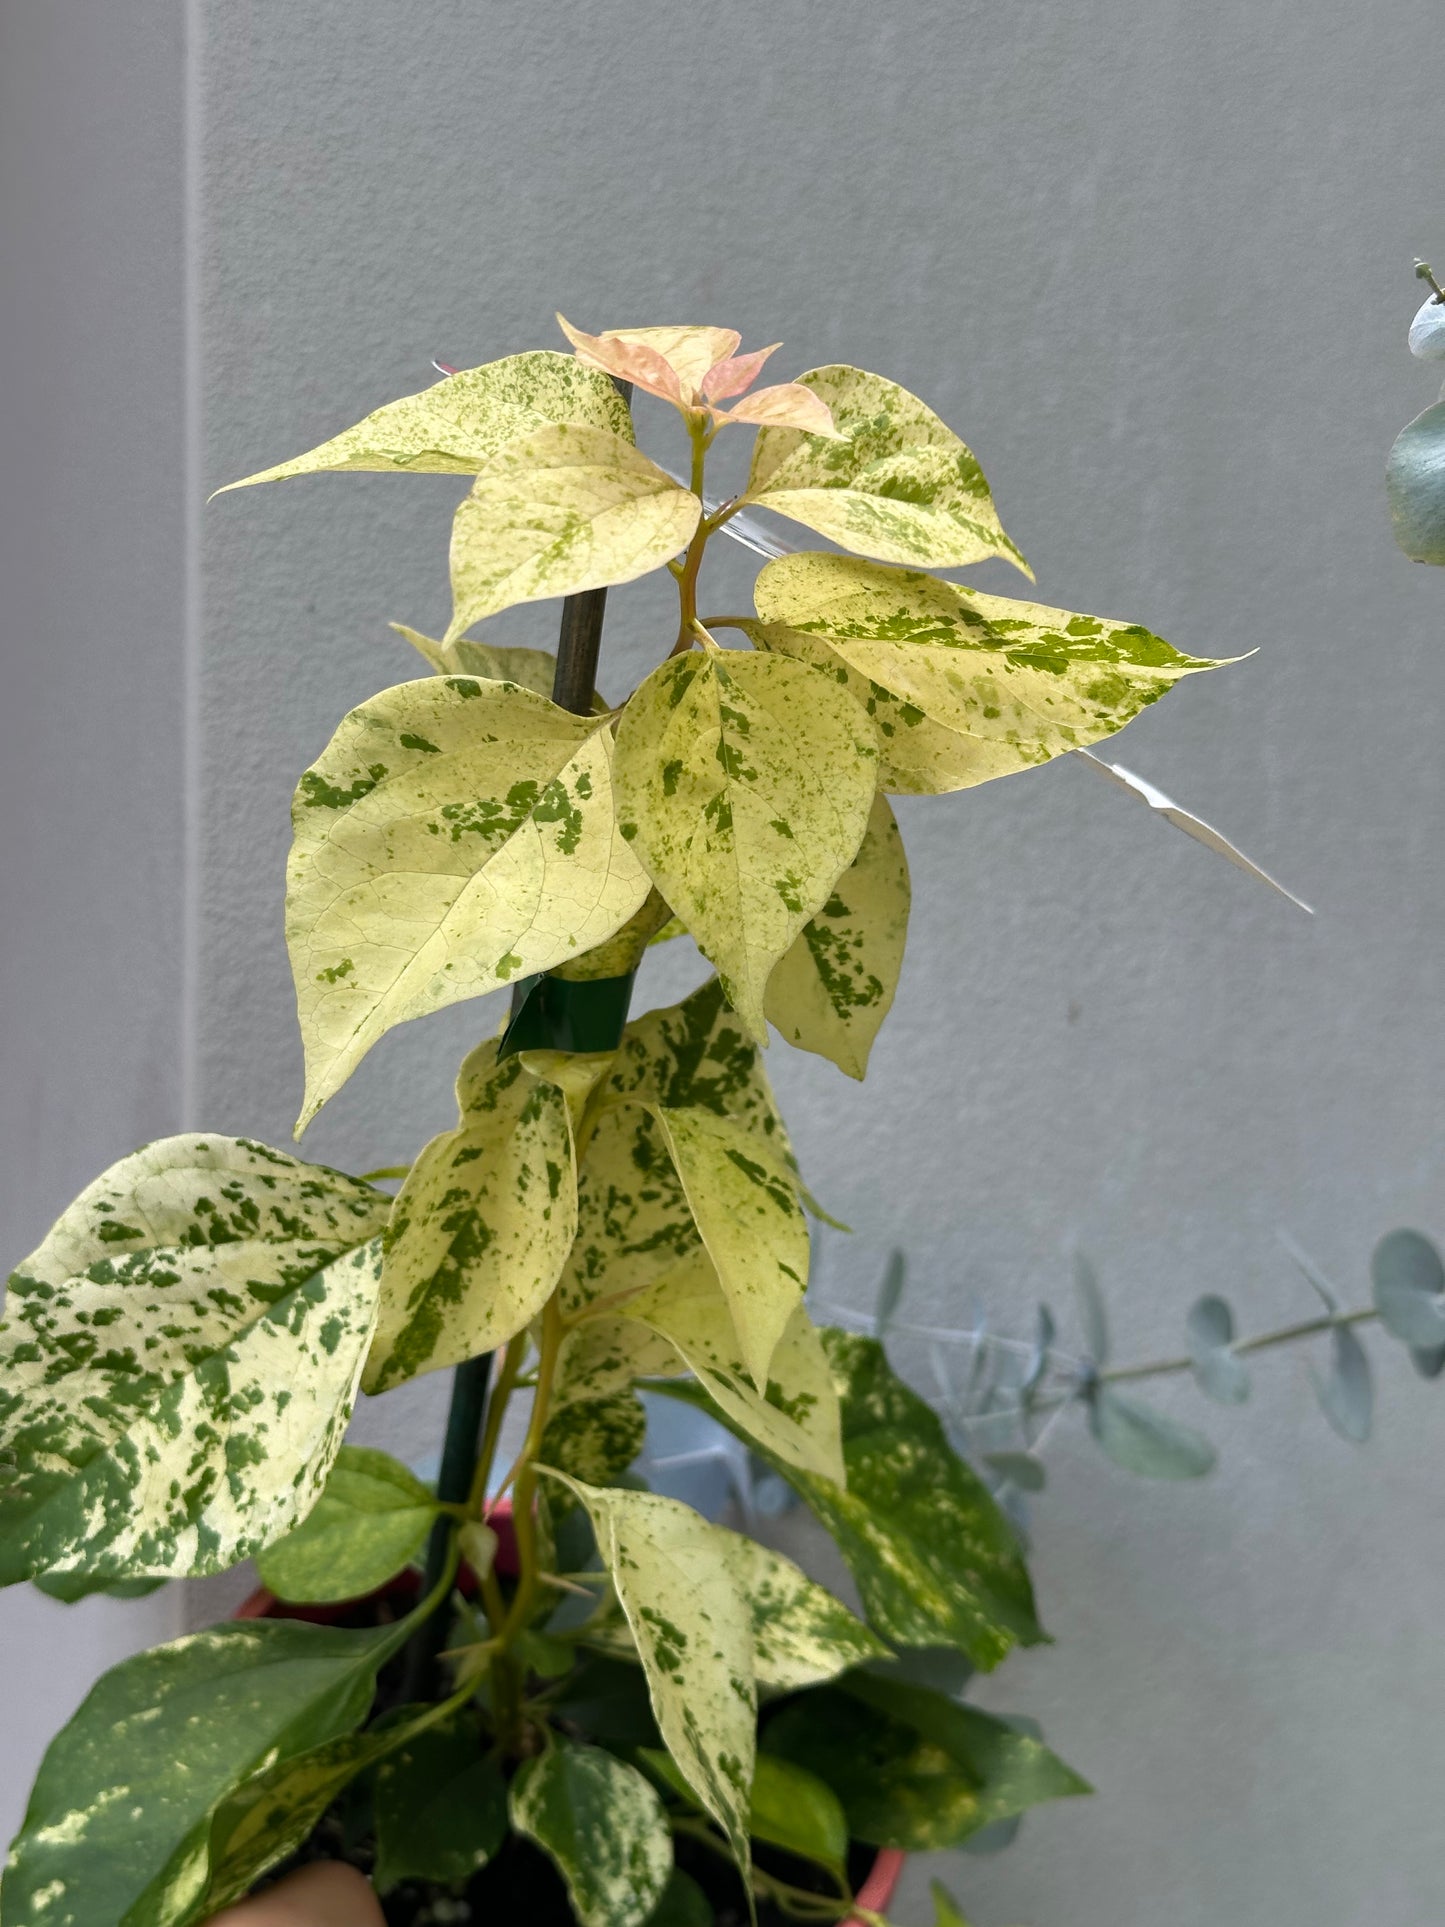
0 318 1224 1927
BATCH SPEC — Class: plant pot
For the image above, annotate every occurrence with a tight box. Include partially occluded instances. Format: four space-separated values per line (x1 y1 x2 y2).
232 1551 905 1927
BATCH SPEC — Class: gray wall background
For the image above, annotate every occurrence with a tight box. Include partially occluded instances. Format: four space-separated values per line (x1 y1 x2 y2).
5 2 1445 1920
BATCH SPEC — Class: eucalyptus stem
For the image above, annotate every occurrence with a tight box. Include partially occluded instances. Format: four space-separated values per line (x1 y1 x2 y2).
1099 1305 1379 1385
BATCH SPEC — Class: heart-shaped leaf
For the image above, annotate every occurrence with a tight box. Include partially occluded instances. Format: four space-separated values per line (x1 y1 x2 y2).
0 1137 388 1587
215 351 635 491
744 366 1027 571
614 648 877 1043
448 423 700 634
287 676 649 1125
753 554 1217 796
255 1447 439 1604
365 1043 577 1392
510 1738 672 1927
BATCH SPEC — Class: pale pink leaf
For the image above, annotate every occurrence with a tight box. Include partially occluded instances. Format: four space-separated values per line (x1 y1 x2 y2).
604 325 741 397
717 384 843 437
701 343 782 402
555 313 684 406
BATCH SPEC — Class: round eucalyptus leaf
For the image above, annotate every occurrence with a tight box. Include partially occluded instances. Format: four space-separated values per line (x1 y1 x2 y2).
1410 1341 1445 1381
1087 1386 1217 1480
1185 1296 1249 1405
1371 1229 1445 1347
983 1452 1047 1494
1311 1324 1373 1443
1186 1294 1234 1350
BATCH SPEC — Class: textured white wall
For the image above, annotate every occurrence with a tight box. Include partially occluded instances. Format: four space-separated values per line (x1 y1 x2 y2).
8 0 1445 1918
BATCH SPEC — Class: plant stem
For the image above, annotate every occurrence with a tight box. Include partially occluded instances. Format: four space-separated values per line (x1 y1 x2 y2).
671 417 714 653
1099 1306 1379 1385
401 377 635 1706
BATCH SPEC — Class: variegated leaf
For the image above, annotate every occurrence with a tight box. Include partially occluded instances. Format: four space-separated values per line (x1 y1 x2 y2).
510 1738 672 1927
0 1136 388 1588
447 424 700 637
649 1106 809 1390
556 1102 700 1322
723 1532 885 1690
754 554 1218 794
554 1314 683 1410
628 1250 843 1486
544 1476 810 1882
613 648 877 1042
214 351 633 491
391 623 611 710
366 1043 576 1393
743 366 1028 572
659 1331 1042 1671
1 1603 421 1927
286 676 649 1127
765 792 910 1079
255 1446 439 1603
538 1390 648 1486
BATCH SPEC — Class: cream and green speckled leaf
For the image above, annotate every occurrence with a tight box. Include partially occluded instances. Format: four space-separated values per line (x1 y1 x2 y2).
765 792 910 1079
447 423 700 637
214 351 634 492
254 1446 439 1604
391 624 611 712
541 1475 758 1877
613 648 877 1042
646 1108 810 1390
286 676 649 1127
722 1533 886 1690
538 1390 649 1486
743 365 1028 572
629 1250 843 1485
0 1136 389 1589
553 1313 683 1410
0 1601 421 1927
658 1330 1043 1671
366 1042 576 1393
556 1101 700 1323
754 553 1218 794
511 1738 673 1927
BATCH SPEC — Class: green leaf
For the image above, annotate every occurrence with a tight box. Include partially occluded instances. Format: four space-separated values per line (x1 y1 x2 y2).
547 1475 880 1883
762 1672 1089 1851
1087 1386 1217 1479
642 1749 847 1874
365 1043 577 1392
629 1248 844 1484
743 365 1028 572
613 648 877 1043
215 350 634 490
391 623 611 711
930 1879 974 1927
655 1331 1043 1670
448 423 700 635
373 1713 507 1892
983 1452 1046 1495
0 1136 388 1587
0 1603 421 1927
642 1871 712 1927
764 793 910 1080
539 1390 648 1485
1371 1229 1445 1348
1185 1296 1250 1406
510 1738 673 1927
752 554 1217 796
286 676 649 1126
1311 1323 1373 1443
254 1446 438 1604
32 1573 167 1603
